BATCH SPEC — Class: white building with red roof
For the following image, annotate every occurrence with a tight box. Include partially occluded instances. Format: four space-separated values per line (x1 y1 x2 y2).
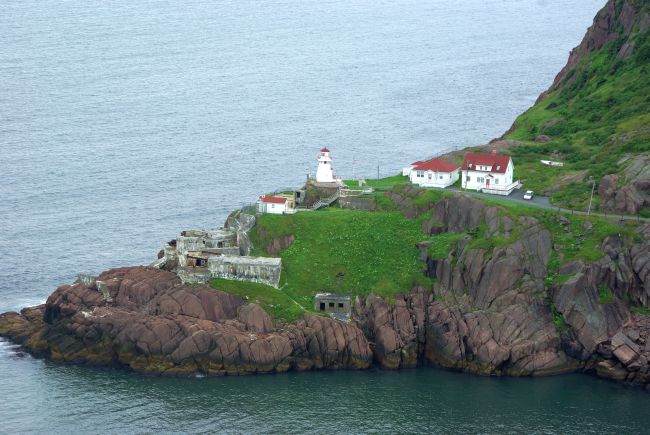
408 158 460 188
461 151 519 195
257 196 288 214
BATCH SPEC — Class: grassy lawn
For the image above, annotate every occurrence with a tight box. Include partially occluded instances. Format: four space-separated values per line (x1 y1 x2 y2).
344 174 409 191
227 207 433 319
256 208 429 304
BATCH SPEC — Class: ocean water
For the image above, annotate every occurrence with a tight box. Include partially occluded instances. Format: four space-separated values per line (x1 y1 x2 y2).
3 0 647 433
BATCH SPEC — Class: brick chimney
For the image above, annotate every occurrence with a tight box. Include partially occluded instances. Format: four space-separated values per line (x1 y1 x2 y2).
491 148 497 155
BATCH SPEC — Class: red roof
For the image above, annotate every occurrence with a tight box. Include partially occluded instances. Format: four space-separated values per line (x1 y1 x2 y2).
321 147 330 153
410 160 424 166
462 153 511 174
412 158 459 173
260 196 287 204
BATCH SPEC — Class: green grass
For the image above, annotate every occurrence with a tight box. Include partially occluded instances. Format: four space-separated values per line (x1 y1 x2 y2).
228 208 432 319
460 193 635 263
428 232 466 259
598 283 614 304
344 174 409 191
504 17 650 211
210 278 305 322
631 306 649 316
262 209 428 299
213 181 640 321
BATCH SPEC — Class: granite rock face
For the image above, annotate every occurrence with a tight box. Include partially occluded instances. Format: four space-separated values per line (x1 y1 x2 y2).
364 191 650 388
1 193 649 389
599 155 650 215
0 267 371 376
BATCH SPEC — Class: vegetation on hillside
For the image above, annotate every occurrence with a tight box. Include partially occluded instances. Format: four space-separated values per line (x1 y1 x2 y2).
255 209 429 291
504 1 649 210
211 179 639 321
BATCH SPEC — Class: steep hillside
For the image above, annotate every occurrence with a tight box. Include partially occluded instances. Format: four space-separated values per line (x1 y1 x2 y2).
503 0 649 214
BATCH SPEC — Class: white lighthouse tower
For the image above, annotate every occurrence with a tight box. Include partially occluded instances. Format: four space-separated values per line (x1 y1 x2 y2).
316 147 334 183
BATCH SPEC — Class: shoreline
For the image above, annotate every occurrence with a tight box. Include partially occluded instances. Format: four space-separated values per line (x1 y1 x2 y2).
1 191 648 391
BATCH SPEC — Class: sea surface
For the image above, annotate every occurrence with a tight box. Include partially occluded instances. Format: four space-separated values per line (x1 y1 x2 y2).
2 0 647 433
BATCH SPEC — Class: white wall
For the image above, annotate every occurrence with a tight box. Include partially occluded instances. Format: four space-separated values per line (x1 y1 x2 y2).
410 168 459 188
316 160 334 182
461 160 513 191
260 202 286 214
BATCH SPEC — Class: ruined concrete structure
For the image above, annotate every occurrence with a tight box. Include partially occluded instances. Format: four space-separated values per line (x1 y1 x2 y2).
314 293 351 315
209 256 281 288
176 229 240 267
153 212 282 288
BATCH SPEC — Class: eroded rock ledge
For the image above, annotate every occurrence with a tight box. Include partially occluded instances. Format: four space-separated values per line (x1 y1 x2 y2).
0 267 371 375
1 193 649 391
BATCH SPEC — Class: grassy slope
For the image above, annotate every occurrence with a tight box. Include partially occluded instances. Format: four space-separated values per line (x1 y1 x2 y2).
504 1 649 211
257 209 430 296
210 178 641 321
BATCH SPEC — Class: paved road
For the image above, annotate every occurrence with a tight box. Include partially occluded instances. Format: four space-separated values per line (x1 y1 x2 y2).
445 186 649 223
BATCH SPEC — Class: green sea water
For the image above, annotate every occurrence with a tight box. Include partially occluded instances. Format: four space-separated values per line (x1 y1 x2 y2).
1 341 647 434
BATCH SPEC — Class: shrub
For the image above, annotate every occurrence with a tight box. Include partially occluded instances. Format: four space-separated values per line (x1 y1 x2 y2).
599 284 613 304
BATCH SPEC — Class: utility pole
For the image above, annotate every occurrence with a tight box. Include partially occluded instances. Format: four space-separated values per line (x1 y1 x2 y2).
587 177 596 216
377 165 380 180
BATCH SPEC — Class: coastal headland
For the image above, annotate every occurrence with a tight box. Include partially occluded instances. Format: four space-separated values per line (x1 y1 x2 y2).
1 0 649 390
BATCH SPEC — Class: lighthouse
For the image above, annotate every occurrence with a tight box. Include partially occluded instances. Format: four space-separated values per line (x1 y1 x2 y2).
316 147 334 183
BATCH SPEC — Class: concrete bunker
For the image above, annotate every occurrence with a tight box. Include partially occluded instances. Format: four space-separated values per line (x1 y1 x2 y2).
314 293 351 315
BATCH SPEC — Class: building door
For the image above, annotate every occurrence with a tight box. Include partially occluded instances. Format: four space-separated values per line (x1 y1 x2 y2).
486 178 490 188
319 302 325 311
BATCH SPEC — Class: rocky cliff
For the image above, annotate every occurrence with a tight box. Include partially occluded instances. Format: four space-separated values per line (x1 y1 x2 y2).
353 189 650 388
1 192 648 390
0 267 371 375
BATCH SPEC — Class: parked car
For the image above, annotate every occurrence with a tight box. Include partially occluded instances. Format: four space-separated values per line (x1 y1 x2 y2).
523 190 534 200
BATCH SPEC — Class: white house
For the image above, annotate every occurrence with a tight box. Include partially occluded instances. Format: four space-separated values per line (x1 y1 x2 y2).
258 196 287 214
402 160 423 176
409 159 460 188
461 151 518 195
316 147 334 183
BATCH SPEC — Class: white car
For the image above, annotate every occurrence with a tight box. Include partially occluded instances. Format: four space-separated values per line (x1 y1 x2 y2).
523 190 534 200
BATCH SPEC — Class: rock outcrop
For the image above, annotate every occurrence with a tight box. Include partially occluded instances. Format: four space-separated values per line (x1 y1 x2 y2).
0 267 371 376
1 192 648 390
360 190 650 388
599 155 650 215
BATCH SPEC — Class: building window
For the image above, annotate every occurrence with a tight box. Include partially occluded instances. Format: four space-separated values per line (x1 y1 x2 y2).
416 171 424 178
439 175 443 179
338 303 344 309
466 176 470 181
477 177 484 183
329 302 334 308
494 179 499 184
